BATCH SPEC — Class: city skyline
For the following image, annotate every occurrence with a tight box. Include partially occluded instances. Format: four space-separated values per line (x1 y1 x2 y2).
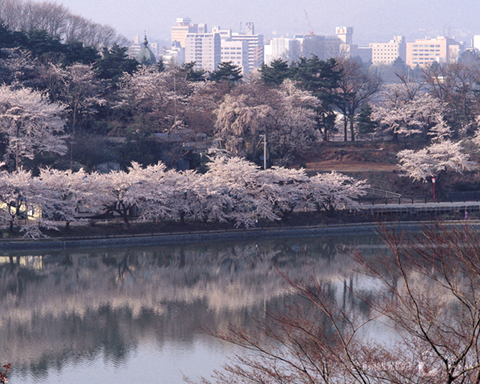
47 0 479 46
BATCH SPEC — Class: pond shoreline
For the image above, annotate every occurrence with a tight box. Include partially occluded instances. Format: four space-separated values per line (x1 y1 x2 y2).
0 220 476 251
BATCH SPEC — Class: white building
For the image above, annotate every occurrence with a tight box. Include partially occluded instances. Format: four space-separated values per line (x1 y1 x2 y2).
370 36 406 65
220 39 249 74
163 41 185 66
406 37 463 68
185 32 221 71
229 23 264 72
264 36 302 65
473 35 480 52
301 27 356 60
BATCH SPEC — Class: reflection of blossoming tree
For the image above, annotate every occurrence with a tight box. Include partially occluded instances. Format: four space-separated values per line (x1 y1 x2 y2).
0 364 10 384
189 223 480 384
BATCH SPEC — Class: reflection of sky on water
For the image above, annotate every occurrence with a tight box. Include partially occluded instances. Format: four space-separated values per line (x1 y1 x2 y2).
1 234 385 384
11 337 234 384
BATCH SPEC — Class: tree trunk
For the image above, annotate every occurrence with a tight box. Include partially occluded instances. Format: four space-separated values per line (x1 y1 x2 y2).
349 116 355 142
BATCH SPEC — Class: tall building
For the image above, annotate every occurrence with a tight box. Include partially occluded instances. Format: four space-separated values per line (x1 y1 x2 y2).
406 37 462 68
220 39 249 74
336 27 353 44
229 22 264 72
301 27 355 60
171 17 197 48
185 32 221 71
264 36 302 64
473 35 480 52
370 36 406 65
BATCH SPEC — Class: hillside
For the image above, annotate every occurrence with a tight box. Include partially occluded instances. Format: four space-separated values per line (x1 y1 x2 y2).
296 141 480 198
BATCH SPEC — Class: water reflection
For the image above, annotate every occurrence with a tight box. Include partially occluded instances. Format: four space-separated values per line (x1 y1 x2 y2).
0 234 383 383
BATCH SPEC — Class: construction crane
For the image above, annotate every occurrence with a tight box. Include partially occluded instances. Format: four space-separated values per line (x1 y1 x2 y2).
304 9 314 36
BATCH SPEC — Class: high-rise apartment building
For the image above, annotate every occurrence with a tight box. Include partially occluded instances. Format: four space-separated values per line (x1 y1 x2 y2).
406 37 462 68
171 17 198 48
220 39 249 74
370 36 406 65
185 32 221 71
229 23 264 72
264 37 302 64
336 27 353 44
472 35 480 52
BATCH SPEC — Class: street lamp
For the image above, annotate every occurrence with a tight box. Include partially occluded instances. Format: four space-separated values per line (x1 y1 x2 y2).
432 177 436 203
259 134 267 170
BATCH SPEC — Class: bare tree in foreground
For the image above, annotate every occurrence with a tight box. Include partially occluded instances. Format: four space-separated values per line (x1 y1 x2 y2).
187 222 480 384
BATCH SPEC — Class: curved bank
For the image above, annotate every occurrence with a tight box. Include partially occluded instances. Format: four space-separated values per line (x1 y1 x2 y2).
0 220 477 251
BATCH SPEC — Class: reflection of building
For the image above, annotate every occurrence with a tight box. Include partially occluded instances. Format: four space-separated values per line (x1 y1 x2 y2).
406 37 463 68
370 36 406 65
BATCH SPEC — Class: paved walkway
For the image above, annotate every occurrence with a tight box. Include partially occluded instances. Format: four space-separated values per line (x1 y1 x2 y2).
358 200 480 215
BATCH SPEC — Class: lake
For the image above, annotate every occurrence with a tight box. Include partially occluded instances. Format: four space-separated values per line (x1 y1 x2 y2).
0 233 386 383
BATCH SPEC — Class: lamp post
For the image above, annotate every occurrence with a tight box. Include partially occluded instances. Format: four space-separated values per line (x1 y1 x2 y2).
260 134 267 170
432 177 436 203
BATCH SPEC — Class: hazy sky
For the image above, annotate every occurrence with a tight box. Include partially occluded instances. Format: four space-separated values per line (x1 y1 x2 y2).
51 0 479 45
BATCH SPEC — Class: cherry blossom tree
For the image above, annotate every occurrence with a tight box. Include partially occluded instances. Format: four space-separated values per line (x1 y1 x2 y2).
214 93 275 158
205 156 279 227
214 81 320 165
161 169 203 225
100 162 149 227
373 87 447 143
35 167 104 229
0 168 36 232
0 85 68 171
129 162 171 223
262 165 308 220
397 139 475 184
269 80 321 165
306 171 369 216
115 66 194 135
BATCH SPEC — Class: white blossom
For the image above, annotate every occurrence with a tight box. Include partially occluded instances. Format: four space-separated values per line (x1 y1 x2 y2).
0 85 68 170
397 140 475 182
306 171 369 215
